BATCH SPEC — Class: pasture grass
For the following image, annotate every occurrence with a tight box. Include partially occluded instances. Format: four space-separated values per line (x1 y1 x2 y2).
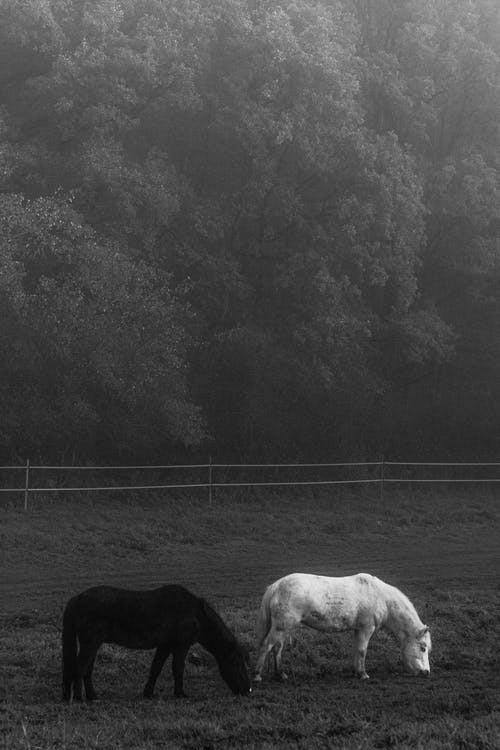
2 485 500 748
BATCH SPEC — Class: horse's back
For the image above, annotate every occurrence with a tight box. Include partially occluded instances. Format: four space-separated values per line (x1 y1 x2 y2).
67 583 207 651
68 584 202 643
72 583 198 611
272 572 379 597
267 572 387 631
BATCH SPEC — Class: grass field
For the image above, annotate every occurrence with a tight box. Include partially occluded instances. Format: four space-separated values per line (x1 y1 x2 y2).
2 485 500 748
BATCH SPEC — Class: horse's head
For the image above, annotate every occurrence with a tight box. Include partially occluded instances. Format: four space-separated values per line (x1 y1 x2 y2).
402 626 432 675
217 641 252 695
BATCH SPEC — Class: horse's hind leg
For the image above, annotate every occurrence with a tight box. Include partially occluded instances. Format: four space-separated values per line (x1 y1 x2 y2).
76 640 101 701
254 638 274 681
143 644 171 699
254 625 289 682
72 647 84 702
272 635 288 681
83 654 99 701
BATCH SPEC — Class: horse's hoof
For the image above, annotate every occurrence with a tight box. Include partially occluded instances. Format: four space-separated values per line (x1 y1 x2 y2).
174 691 187 699
253 674 262 683
359 672 370 680
276 672 288 682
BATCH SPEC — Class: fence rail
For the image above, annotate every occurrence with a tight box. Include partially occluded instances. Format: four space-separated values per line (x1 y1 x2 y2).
1 459 500 510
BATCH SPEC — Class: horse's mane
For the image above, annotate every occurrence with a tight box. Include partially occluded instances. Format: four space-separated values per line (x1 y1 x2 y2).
380 579 424 634
388 582 419 615
199 598 238 646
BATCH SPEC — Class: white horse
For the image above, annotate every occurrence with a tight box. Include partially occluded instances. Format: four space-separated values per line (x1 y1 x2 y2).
254 573 431 682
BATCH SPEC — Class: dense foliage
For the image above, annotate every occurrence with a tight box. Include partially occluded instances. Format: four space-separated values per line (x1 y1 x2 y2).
0 0 499 461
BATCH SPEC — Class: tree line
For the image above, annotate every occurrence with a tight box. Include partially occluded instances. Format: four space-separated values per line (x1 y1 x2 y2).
0 0 499 462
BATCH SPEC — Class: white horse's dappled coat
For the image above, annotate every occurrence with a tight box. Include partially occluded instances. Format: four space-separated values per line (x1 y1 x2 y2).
254 573 431 681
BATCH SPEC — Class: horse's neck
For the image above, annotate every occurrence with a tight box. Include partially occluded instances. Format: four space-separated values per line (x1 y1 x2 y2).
198 601 234 656
382 584 423 642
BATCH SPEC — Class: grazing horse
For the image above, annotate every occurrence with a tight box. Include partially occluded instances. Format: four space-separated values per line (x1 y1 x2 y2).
62 584 251 701
254 573 431 682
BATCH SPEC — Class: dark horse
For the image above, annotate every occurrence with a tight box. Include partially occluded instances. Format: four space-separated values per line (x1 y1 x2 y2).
62 584 251 701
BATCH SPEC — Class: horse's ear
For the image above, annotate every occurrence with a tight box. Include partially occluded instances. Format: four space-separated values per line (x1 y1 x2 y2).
419 626 429 637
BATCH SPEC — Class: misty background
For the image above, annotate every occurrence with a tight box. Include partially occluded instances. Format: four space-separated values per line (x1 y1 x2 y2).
0 0 499 463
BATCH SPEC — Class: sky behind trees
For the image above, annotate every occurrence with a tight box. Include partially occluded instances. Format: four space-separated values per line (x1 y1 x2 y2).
0 0 499 461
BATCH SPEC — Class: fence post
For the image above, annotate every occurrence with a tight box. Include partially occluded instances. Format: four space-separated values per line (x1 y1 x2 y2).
24 459 30 512
379 457 385 503
208 456 213 506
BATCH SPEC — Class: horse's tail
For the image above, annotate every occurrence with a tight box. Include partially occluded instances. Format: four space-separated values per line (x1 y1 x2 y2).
256 584 275 646
62 598 78 701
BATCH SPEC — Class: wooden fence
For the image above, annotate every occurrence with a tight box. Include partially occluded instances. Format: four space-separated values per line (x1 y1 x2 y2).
2 459 500 510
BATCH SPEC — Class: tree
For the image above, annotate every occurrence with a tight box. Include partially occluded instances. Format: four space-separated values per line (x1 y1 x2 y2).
0 0 499 459
0 192 203 459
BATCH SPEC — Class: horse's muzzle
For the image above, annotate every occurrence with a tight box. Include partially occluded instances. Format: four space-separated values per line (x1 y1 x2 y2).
233 685 252 695
419 669 430 677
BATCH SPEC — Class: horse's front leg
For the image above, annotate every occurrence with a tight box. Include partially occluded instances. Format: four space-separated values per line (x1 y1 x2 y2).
352 625 375 680
171 643 191 698
143 644 171 699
